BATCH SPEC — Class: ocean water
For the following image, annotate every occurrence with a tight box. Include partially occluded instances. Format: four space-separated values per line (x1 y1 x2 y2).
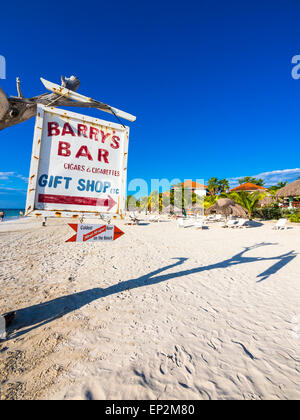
0 209 25 222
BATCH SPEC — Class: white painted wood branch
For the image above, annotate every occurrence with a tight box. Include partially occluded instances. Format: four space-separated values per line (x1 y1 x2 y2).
0 76 136 131
41 78 136 122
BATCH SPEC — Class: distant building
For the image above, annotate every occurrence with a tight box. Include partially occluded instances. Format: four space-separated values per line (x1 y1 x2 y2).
230 182 267 193
275 179 300 208
172 180 207 197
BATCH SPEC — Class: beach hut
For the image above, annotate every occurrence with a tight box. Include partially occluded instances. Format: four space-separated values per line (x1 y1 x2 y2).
258 196 274 207
275 179 300 209
206 198 248 218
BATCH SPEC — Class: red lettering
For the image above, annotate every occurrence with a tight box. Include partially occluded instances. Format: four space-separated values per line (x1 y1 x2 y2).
100 130 110 144
48 122 60 137
58 141 71 157
98 148 109 164
62 123 76 136
78 124 88 137
89 127 99 141
75 145 93 161
110 135 120 149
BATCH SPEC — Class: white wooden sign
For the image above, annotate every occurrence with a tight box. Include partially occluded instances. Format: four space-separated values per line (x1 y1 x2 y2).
26 105 129 218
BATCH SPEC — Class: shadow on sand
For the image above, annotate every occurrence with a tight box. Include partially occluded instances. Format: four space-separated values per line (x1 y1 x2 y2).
7 242 297 339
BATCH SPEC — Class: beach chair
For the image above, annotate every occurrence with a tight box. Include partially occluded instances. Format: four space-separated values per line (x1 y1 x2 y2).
129 212 140 225
272 218 287 230
149 215 160 222
220 219 237 228
237 218 248 228
231 218 248 228
193 220 205 229
177 218 186 228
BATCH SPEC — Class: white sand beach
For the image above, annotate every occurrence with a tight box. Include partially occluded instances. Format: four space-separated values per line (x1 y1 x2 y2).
0 216 299 400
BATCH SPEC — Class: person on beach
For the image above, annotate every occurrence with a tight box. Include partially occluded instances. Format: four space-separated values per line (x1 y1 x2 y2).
0 210 4 222
19 210 23 218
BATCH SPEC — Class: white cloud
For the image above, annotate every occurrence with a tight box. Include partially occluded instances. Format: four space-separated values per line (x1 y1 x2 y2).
228 168 300 188
15 174 28 182
0 187 27 192
0 172 28 183
257 168 300 176
0 171 15 180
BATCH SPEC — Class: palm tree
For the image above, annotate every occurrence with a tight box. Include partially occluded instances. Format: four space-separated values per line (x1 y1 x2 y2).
139 196 148 211
204 195 217 209
207 177 219 195
126 194 138 210
268 181 288 193
228 191 263 219
276 181 288 189
172 187 187 211
207 177 229 195
238 176 265 187
148 190 159 212
219 179 229 193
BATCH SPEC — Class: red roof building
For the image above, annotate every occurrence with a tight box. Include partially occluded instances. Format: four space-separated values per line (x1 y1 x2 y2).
230 182 267 193
172 180 207 190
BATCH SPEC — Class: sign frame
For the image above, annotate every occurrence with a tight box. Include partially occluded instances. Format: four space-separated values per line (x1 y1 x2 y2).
25 105 129 219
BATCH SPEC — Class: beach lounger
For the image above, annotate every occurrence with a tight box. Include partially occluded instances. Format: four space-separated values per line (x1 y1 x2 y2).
128 218 139 225
237 218 248 228
220 219 237 228
177 218 187 228
193 220 205 229
230 218 248 228
272 218 287 230
149 215 160 222
128 212 140 225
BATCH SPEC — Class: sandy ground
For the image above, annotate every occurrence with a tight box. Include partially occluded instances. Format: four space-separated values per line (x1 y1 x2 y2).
0 216 299 400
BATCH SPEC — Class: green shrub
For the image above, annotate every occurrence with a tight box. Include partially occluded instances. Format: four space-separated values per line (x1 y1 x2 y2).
254 205 282 220
253 205 300 220
289 213 300 223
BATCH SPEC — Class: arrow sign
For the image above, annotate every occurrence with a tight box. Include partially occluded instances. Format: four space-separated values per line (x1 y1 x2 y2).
66 223 124 242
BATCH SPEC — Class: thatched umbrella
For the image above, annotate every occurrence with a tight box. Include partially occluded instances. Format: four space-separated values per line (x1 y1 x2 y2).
258 196 274 207
161 205 182 215
160 205 180 214
127 205 139 212
206 198 248 218
190 204 204 215
275 180 300 198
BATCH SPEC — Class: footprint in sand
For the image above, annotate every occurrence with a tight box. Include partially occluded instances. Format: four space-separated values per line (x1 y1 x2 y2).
159 345 195 380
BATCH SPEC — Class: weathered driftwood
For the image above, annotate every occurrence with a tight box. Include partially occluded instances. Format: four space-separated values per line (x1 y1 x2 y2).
0 76 116 131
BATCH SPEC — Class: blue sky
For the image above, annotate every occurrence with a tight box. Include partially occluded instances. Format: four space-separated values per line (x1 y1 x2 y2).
1 0 300 207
